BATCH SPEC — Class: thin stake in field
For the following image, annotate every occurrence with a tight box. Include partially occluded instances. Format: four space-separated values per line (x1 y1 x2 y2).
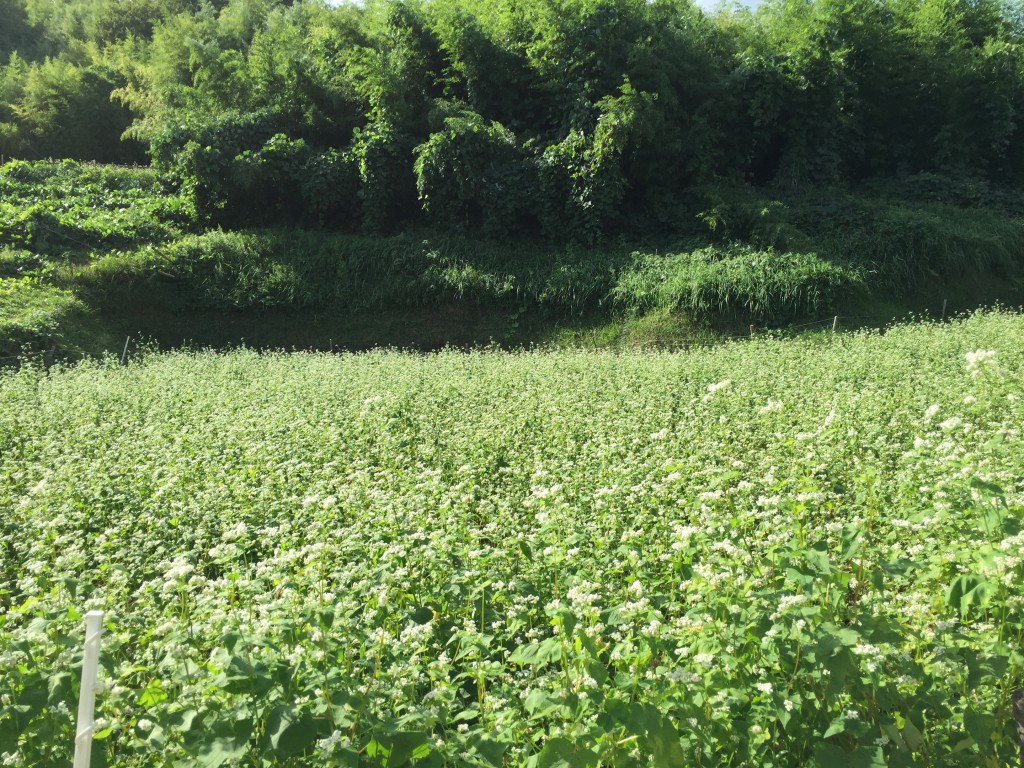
73 611 104 768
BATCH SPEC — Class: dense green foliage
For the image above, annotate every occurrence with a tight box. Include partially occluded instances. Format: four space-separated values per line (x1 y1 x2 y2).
3 159 1023 355
2 0 1024 241
0 276 86 354
0 159 190 253
1 311 1023 765
3 0 1024 352
2 160 859 352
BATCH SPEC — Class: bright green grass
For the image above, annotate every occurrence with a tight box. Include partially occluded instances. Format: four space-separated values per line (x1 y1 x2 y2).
1 312 1023 766
0 277 88 355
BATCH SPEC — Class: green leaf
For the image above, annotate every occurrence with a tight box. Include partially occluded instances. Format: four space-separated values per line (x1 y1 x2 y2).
524 689 572 719
945 574 994 616
840 528 864 562
366 739 390 760
898 716 925 752
467 733 508 766
604 701 686 766
834 627 861 647
137 679 167 708
646 716 686 767
375 731 431 766
510 638 562 666
408 606 434 625
969 478 1004 501
805 550 832 575
168 709 200 734
191 718 252 768
823 715 848 739
0 717 20 752
963 707 995 747
535 737 598 768
47 671 72 704
813 743 887 767
963 648 1008 688
264 705 318 757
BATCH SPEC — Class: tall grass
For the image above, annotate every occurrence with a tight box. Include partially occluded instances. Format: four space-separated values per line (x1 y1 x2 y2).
815 202 1024 292
135 230 627 315
131 231 866 323
609 245 865 322
0 277 88 354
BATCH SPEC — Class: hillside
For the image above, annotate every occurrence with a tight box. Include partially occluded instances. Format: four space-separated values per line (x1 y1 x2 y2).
2 0 1024 354
1 159 1022 358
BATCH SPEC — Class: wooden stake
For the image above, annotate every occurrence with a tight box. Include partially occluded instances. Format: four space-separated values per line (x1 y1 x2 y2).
120 336 131 365
749 325 755 339
941 298 948 321
832 316 838 333
73 611 104 768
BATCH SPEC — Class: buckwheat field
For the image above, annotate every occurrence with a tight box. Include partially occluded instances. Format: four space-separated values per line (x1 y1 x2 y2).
2 312 1023 767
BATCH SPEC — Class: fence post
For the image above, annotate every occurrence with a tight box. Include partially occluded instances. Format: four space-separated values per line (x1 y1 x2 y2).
832 316 838 333
73 611 104 768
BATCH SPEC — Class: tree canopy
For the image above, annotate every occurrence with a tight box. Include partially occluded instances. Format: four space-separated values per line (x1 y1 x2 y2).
2 0 1023 241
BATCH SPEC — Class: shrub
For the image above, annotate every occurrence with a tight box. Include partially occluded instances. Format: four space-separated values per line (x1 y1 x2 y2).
414 105 537 237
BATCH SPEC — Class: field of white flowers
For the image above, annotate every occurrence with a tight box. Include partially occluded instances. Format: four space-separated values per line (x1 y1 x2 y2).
1 311 1023 767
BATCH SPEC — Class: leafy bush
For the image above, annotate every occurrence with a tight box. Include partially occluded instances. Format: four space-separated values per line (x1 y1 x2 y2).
150 110 301 224
536 86 657 244
414 105 536 237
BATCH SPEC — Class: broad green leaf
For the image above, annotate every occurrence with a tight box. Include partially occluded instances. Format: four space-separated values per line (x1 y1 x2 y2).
264 705 319 757
535 738 598 768
812 743 888 767
137 679 167 708
510 638 562 666
191 718 252 768
945 574 994 616
376 731 431 766
823 715 848 740
963 708 995 747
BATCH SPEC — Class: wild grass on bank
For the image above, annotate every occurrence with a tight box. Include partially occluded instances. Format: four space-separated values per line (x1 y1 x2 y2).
2 160 1023 356
0 276 87 355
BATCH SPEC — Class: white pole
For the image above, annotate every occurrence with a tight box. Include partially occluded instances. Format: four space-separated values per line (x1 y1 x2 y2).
73 611 104 768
